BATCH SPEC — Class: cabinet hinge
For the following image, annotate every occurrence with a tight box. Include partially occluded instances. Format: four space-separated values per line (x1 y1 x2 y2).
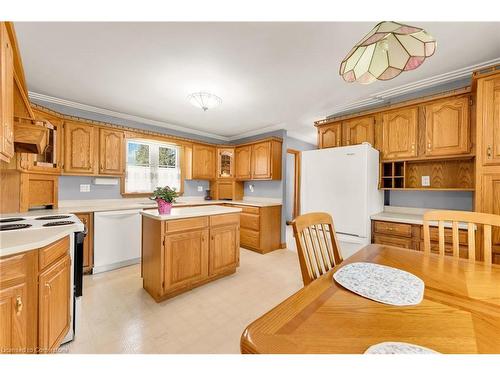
162 238 165 247
469 98 474 106
161 281 165 288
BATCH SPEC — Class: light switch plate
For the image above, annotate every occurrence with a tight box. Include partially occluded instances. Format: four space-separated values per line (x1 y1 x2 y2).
421 176 430 187
80 184 91 192
197 186 204 192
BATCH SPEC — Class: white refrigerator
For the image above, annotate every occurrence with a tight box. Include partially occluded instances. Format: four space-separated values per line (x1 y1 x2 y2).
300 143 383 259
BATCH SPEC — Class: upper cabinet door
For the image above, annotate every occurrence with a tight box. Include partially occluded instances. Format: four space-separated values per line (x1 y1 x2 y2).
64 121 97 174
251 141 272 179
318 123 341 148
235 145 252 180
480 76 500 166
217 147 234 179
381 107 418 160
192 144 216 180
343 116 375 146
424 97 470 157
0 22 14 162
99 128 124 175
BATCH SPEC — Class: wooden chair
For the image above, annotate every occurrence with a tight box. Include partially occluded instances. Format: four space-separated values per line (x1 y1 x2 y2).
423 210 500 265
292 212 343 286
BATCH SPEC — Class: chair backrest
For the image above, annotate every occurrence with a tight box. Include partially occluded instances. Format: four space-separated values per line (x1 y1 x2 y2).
422 210 500 265
292 212 343 286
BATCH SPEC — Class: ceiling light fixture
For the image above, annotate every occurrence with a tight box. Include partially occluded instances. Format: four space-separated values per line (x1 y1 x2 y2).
339 21 437 84
187 92 222 111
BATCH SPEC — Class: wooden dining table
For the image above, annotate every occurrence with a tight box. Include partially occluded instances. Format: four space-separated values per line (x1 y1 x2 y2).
240 244 500 354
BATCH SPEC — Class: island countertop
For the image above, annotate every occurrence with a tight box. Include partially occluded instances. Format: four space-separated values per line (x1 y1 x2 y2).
140 205 242 221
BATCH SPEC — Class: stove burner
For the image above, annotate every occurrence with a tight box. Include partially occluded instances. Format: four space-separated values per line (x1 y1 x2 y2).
0 223 32 231
35 215 71 220
0 217 26 223
42 221 75 227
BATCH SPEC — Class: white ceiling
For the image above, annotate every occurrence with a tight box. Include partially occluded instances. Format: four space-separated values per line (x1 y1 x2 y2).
15 22 500 144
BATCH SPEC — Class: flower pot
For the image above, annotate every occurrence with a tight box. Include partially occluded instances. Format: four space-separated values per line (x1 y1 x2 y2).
156 199 173 215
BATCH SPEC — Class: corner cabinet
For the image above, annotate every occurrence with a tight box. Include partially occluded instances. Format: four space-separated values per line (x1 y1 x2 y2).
381 107 418 160
424 96 470 157
63 121 98 175
0 22 14 162
99 128 124 175
318 123 342 148
343 116 375 146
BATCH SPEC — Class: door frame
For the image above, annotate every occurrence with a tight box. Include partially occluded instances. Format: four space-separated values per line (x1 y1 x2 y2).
287 148 301 223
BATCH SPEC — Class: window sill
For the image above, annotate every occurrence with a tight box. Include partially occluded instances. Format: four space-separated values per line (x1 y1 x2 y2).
121 192 153 198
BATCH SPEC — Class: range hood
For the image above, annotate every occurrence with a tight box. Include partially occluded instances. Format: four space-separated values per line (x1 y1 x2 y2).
14 117 49 154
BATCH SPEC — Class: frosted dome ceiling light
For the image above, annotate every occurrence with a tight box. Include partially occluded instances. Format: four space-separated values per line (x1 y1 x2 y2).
340 21 437 84
187 92 222 111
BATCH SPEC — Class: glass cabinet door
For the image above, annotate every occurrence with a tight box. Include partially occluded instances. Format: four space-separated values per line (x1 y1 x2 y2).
218 148 234 178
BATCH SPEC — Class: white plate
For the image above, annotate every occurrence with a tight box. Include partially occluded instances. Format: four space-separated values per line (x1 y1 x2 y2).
365 342 439 354
333 262 424 306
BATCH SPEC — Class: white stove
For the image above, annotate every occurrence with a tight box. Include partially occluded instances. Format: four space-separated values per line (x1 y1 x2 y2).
0 213 84 232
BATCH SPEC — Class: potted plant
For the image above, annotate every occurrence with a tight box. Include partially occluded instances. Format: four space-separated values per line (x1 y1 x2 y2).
150 186 179 215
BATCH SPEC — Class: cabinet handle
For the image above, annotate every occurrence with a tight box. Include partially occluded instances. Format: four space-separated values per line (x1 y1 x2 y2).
487 145 493 159
427 142 432 150
15 296 23 315
45 283 51 292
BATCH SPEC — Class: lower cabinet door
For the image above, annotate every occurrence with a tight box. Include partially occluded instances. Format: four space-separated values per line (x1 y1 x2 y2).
164 229 209 290
209 224 240 275
0 283 27 353
38 254 71 352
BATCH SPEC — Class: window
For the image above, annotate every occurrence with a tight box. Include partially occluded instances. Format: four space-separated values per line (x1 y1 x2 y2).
125 139 181 194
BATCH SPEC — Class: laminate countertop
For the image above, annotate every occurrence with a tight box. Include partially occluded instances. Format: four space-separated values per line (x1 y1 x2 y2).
0 197 282 217
140 205 242 221
370 206 472 229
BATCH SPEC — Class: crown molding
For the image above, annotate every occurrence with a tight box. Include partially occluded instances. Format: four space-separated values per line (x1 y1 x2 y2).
28 91 230 141
227 123 286 141
327 57 500 117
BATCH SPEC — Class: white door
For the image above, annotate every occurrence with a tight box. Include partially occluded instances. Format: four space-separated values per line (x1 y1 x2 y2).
93 209 142 273
301 145 368 237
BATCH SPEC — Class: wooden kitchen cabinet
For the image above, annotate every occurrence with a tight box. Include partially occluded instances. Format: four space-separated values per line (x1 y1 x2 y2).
190 144 216 180
251 141 272 179
63 121 97 175
209 223 239 275
38 252 71 352
217 147 234 178
142 213 240 302
0 283 28 353
381 107 418 160
99 128 124 175
318 122 342 148
75 212 93 273
0 22 14 162
424 96 470 157
235 145 252 180
481 173 500 258
478 75 500 166
343 116 375 146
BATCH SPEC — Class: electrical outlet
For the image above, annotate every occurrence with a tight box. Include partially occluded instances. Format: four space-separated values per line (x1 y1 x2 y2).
249 184 255 192
197 186 204 192
80 184 91 192
421 176 430 187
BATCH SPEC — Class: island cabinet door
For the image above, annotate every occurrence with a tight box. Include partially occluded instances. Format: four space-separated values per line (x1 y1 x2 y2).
209 224 240 275
163 229 209 290
0 283 27 354
38 254 71 352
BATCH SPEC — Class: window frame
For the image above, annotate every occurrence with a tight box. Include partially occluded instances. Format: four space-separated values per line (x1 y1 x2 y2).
121 137 185 197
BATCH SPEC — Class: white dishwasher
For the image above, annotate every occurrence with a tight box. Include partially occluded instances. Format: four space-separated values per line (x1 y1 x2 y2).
93 209 142 273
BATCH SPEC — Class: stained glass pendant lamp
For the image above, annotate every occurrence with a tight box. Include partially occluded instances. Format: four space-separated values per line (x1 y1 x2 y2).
339 21 437 84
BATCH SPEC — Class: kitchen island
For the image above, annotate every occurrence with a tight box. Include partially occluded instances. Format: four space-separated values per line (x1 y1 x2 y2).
141 205 242 302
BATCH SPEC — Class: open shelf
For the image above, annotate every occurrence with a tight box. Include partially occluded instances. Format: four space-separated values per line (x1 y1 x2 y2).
380 158 475 191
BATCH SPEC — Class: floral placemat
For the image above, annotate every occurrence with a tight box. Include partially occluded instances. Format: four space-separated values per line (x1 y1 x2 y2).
333 262 424 306
364 342 439 354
